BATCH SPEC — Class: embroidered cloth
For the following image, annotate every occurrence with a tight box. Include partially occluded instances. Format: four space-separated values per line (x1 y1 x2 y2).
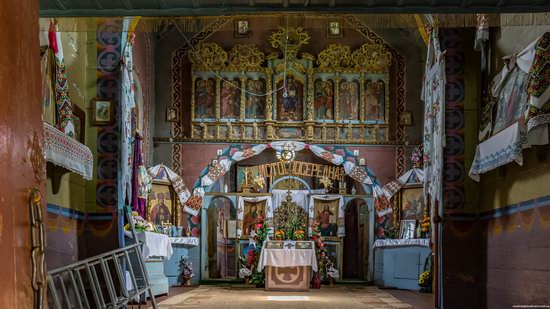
421 28 446 210
526 32 550 131
44 122 93 180
469 121 548 181
257 240 317 272
129 231 173 260
373 238 430 249
169 237 199 246
382 168 425 201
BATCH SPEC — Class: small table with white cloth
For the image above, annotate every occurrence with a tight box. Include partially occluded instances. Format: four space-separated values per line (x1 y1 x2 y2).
258 240 317 291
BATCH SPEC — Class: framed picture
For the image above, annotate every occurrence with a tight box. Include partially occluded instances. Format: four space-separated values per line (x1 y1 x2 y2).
72 104 86 143
400 185 425 221
400 111 413 126
166 106 178 122
313 199 339 237
224 219 237 239
148 182 175 226
324 240 342 278
92 99 114 125
240 200 266 238
399 219 416 239
235 20 251 37
327 20 343 38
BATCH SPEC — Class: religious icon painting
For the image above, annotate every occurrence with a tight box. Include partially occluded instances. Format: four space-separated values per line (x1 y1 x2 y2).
324 241 341 275
235 20 251 37
148 182 175 226
365 80 386 123
220 78 241 119
339 80 360 121
327 21 343 38
314 199 339 237
400 185 425 221
399 219 417 239
166 106 178 122
314 79 335 120
244 78 266 119
276 75 304 121
194 78 216 119
92 99 114 125
241 200 266 238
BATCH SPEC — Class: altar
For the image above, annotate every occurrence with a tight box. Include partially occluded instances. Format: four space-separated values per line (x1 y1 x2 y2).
258 240 317 291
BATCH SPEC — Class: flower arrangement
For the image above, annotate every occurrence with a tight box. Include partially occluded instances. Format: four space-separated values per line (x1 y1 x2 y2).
293 229 306 240
310 220 328 280
274 229 286 240
418 270 432 287
239 267 252 278
411 146 423 168
252 175 266 192
248 215 269 287
383 226 399 239
178 256 194 286
124 211 155 233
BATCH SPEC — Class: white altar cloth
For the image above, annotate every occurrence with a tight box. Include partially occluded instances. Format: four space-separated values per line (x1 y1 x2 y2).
373 238 430 248
258 241 318 272
125 231 173 259
169 237 199 246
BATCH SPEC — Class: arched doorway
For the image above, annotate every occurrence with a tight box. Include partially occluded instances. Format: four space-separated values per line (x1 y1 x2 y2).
206 196 237 278
343 198 368 280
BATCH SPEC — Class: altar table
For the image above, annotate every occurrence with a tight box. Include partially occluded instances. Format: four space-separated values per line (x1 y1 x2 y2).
258 241 317 292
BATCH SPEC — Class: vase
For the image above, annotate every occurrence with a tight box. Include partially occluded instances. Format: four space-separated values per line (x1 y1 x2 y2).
184 277 191 287
328 277 335 286
245 277 250 285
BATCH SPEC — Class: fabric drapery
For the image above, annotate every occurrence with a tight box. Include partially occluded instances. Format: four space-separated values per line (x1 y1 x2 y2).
44 122 93 180
469 121 548 181
148 164 194 215
421 27 446 216
382 168 425 201
131 133 148 217
50 22 75 137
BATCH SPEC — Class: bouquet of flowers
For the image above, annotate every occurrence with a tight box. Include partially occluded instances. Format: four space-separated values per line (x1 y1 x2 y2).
178 256 194 279
275 229 286 240
249 216 269 286
310 220 328 279
293 229 306 240
124 211 155 233
418 270 432 287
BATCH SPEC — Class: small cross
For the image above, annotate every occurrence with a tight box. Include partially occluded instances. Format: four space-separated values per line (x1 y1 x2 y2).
285 242 295 249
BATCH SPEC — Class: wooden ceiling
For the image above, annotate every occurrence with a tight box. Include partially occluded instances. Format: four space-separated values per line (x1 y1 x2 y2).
40 0 550 17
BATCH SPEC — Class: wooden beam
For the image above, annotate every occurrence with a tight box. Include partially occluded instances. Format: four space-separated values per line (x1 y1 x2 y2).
282 0 289 8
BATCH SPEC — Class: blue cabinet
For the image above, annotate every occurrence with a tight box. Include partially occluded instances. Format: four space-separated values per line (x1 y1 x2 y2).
374 243 431 291
164 242 200 286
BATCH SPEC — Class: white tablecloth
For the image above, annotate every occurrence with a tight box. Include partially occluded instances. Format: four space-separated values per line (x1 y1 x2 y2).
373 238 430 248
169 237 199 246
257 241 317 272
126 231 173 260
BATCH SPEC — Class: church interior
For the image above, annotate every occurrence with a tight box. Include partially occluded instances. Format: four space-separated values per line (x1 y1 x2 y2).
0 1 549 308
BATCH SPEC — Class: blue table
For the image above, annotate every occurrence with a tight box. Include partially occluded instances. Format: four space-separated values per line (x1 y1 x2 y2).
163 237 200 286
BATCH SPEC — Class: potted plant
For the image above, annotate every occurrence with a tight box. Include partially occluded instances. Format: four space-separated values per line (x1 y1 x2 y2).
178 256 194 286
239 266 252 284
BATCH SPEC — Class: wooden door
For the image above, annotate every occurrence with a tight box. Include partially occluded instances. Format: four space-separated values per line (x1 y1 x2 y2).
0 0 45 307
343 199 366 280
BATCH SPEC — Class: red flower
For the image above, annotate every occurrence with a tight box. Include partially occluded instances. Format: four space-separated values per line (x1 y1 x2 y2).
256 223 262 230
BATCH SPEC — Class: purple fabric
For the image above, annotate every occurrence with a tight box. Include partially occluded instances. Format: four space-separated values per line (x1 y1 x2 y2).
131 133 147 217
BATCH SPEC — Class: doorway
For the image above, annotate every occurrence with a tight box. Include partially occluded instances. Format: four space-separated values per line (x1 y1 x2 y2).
207 196 237 278
343 198 368 280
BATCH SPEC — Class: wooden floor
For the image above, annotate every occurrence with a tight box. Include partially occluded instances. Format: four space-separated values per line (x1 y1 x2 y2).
128 286 198 308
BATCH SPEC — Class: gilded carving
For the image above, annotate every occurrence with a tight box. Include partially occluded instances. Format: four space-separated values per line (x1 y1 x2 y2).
228 44 265 69
351 43 392 72
188 42 228 68
317 44 351 70
269 27 310 59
